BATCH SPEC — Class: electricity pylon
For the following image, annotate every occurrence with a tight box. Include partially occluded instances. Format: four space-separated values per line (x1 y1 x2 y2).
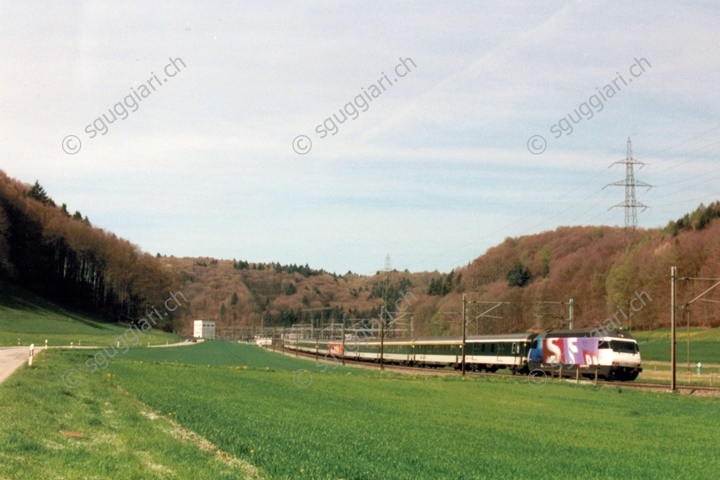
604 137 651 229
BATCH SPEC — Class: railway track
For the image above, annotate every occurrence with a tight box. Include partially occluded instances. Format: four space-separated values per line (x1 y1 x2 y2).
610 381 720 396
269 345 720 396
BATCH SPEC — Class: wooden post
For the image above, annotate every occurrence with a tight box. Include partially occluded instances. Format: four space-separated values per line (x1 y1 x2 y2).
380 306 385 371
686 309 691 372
576 368 580 383
461 294 467 377
671 266 677 391
594 368 598 385
341 319 346 366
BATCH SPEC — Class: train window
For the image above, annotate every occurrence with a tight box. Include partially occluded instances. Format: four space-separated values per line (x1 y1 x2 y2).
490 344 496 353
598 341 609 349
610 341 638 353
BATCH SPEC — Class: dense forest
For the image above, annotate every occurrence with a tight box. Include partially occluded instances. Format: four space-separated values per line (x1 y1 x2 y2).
0 171 185 330
1 168 719 337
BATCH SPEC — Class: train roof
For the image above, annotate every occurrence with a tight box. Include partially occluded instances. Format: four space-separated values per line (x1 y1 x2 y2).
354 333 534 345
383 337 461 345
466 333 534 342
327 329 636 345
540 328 637 340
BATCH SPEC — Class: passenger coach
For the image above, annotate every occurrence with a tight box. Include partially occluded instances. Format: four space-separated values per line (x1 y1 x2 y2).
285 328 642 381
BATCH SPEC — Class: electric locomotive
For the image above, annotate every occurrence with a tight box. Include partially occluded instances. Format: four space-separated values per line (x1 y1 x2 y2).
527 329 642 380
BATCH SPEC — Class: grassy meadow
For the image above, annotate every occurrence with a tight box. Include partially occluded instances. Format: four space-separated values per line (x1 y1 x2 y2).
2 341 718 479
0 348 262 479
0 280 180 347
633 327 720 364
2 278 720 480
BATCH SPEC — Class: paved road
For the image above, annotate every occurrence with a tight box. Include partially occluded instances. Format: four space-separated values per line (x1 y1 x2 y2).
0 347 30 385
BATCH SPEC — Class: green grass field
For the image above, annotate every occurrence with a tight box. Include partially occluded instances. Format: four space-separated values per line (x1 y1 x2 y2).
0 350 262 479
633 327 720 364
3 281 720 480
0 279 179 346
4 342 717 479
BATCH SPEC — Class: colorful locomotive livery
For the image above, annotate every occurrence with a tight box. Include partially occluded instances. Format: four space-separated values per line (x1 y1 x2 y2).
285 328 642 381
534 337 599 365
527 330 641 380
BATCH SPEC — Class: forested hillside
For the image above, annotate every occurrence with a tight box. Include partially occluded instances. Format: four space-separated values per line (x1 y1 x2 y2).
459 208 720 333
167 203 720 336
0 171 185 330
162 255 438 333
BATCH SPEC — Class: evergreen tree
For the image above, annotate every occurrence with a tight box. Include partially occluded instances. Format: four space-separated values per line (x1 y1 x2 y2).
507 262 532 288
27 181 55 206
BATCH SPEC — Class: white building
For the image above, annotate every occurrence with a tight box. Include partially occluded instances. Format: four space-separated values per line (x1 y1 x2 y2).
193 320 216 339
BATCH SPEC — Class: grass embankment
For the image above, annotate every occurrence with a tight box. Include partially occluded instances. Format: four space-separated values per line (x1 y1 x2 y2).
0 280 179 346
4 341 720 479
634 327 720 364
113 343 720 479
0 349 262 479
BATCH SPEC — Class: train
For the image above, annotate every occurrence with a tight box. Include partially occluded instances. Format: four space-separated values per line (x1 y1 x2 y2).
283 328 642 381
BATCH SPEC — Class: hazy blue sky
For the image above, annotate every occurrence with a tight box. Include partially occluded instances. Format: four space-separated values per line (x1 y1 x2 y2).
2 1 719 274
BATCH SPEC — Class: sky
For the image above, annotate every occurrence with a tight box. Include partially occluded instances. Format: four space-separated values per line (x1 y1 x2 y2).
1 1 719 275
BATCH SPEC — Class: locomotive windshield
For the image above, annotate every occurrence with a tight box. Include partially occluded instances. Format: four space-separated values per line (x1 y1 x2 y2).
610 340 639 354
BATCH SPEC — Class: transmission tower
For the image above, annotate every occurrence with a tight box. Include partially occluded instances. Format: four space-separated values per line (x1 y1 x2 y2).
603 137 651 229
